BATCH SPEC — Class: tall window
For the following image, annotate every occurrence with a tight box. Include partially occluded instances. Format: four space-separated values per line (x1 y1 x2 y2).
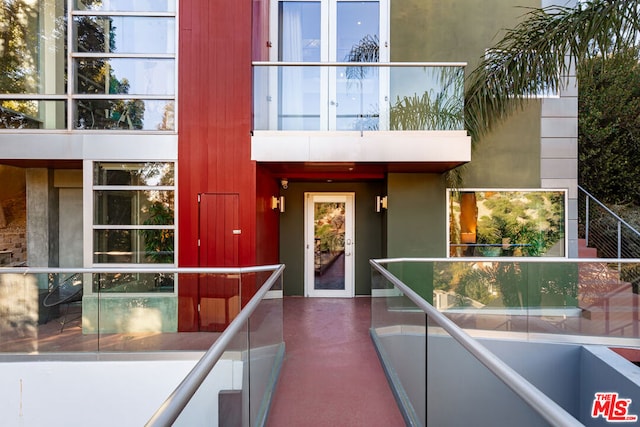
0 0 177 131
92 162 175 292
273 0 386 130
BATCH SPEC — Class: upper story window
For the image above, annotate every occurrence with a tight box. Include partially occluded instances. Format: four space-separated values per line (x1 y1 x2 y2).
270 0 387 131
0 0 177 131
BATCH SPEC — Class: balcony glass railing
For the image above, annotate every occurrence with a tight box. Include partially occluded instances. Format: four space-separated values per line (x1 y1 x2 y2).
371 259 584 426
148 265 284 426
0 266 283 353
373 259 640 342
252 62 465 132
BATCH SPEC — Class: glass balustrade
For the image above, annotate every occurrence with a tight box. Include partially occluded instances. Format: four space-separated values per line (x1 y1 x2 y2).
253 63 465 132
0 267 283 354
371 260 589 426
153 267 284 426
0 265 284 427
373 259 640 343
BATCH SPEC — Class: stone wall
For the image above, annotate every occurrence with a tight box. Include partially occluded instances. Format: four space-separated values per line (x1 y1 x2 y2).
0 193 27 266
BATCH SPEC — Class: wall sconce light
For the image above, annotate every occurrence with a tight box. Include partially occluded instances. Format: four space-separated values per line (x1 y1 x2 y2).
271 196 285 213
375 195 388 212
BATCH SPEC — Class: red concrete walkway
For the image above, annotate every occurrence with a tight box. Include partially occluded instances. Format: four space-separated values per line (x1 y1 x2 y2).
266 297 405 427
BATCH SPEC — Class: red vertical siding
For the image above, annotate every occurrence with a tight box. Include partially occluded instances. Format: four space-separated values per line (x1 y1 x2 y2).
256 165 280 265
178 1 262 330
178 0 255 267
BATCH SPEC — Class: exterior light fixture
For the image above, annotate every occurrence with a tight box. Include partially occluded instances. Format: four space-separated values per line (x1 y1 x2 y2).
375 195 387 212
271 196 285 213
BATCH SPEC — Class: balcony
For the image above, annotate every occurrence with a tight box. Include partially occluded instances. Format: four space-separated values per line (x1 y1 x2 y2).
251 62 471 174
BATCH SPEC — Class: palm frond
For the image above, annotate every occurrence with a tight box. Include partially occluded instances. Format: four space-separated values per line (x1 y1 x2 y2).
465 0 640 144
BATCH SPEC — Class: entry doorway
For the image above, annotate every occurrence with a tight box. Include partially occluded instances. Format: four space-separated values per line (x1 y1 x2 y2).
304 193 355 297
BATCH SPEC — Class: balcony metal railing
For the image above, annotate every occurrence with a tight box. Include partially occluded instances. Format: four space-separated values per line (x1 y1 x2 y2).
252 62 466 132
0 265 285 427
147 264 285 426
369 258 632 426
578 185 640 259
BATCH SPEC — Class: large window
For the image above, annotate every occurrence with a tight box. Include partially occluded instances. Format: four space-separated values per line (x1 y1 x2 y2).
448 189 567 258
272 0 386 131
92 162 175 292
0 0 176 131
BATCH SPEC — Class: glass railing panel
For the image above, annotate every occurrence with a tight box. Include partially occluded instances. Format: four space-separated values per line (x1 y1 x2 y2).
425 319 551 426
0 269 247 353
434 260 534 334
147 266 284 426
576 261 640 338
172 316 249 426
371 260 582 426
0 100 66 130
248 274 284 426
389 66 464 131
371 267 426 425
88 272 231 352
381 258 640 344
252 63 465 132
0 272 97 352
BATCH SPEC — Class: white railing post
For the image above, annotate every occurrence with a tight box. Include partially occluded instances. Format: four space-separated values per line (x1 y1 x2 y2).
618 220 622 258
585 195 590 247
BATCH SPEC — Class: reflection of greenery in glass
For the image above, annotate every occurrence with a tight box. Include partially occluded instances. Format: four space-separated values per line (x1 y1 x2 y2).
142 202 175 263
434 261 578 309
93 162 175 266
450 191 565 257
0 1 49 128
94 162 175 186
390 68 464 131
93 273 174 293
0 0 39 93
75 16 146 129
314 203 345 254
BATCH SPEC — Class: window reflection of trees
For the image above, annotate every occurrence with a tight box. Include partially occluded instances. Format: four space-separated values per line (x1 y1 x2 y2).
75 16 145 129
0 0 43 128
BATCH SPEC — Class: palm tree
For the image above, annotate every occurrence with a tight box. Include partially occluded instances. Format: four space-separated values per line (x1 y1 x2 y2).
465 0 640 144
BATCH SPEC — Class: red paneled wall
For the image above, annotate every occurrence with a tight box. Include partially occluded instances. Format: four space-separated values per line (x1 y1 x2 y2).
256 165 280 266
177 1 277 330
178 0 255 267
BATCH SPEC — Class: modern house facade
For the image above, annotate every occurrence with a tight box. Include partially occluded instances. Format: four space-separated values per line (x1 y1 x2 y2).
0 0 577 332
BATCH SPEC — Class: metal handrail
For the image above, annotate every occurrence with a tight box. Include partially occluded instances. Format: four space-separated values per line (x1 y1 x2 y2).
578 185 640 258
145 264 285 427
252 61 467 67
0 265 283 274
579 185 640 241
370 259 583 427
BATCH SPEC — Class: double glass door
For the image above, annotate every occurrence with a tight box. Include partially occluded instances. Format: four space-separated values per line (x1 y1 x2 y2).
272 0 387 131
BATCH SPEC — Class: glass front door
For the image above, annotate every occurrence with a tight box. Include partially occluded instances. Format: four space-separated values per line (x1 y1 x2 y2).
305 193 355 297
